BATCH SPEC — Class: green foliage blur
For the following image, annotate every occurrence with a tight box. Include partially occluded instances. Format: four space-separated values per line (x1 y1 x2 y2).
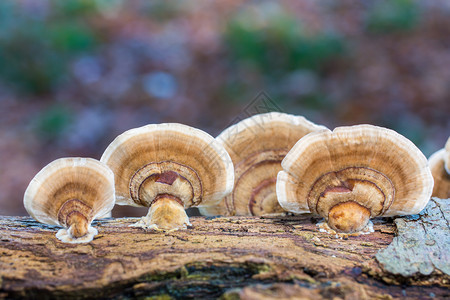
366 0 420 33
0 0 445 152
0 0 99 94
226 8 345 73
33 104 73 140
224 5 346 112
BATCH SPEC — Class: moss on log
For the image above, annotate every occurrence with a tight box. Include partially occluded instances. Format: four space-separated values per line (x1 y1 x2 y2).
0 202 448 299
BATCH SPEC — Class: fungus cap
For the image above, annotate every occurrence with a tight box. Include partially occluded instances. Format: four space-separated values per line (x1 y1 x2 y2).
277 125 433 233
428 137 450 199
23 157 115 243
101 123 234 211
200 112 326 216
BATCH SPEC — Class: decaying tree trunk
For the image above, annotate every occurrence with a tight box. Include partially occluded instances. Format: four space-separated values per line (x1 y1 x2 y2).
0 198 448 299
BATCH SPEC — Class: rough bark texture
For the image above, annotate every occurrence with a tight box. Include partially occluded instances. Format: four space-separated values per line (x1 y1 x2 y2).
0 199 448 299
376 198 449 278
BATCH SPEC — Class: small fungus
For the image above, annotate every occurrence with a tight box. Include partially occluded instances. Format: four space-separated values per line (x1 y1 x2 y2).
24 157 115 243
428 137 450 199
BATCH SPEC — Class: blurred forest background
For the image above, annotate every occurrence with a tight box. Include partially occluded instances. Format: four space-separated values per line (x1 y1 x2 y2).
0 0 449 216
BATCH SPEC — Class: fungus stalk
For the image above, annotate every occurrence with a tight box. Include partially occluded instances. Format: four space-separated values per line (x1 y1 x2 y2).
55 209 99 243
327 201 371 233
133 194 191 231
66 212 89 238
55 199 99 242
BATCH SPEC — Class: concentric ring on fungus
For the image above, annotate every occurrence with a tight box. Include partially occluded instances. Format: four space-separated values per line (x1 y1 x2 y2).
232 149 287 216
199 112 326 216
277 125 434 235
129 161 202 207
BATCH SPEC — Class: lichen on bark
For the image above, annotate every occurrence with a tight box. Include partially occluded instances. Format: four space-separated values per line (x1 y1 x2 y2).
376 198 450 277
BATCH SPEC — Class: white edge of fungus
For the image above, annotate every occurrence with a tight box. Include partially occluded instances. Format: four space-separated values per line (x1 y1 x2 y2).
216 112 327 147
428 148 445 173
445 138 450 174
280 128 332 175
276 170 310 214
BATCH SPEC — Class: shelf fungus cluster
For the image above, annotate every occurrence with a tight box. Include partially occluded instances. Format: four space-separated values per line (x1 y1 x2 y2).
200 112 326 217
428 137 450 199
23 115 437 243
24 158 115 243
101 123 234 231
277 125 434 235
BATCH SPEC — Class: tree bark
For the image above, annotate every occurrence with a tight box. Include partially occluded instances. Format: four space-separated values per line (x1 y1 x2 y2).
0 198 448 299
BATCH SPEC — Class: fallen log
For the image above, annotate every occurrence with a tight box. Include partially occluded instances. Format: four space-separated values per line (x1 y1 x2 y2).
0 198 448 299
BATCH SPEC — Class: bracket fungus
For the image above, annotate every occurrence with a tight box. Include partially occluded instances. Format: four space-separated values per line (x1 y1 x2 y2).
23 157 115 243
277 125 434 235
100 123 234 231
200 112 326 216
428 137 450 199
